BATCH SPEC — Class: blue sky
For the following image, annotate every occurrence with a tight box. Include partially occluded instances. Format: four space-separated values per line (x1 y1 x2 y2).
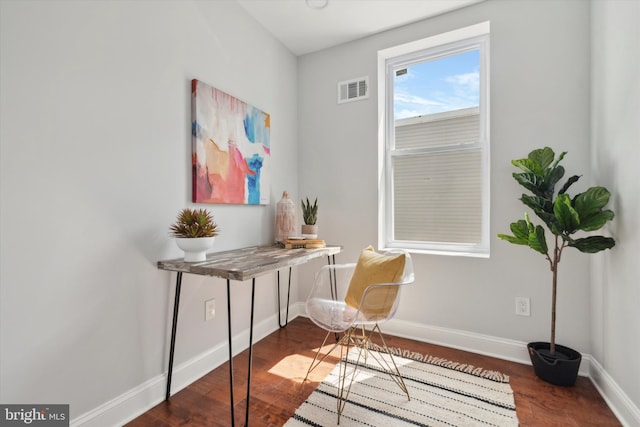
394 49 480 120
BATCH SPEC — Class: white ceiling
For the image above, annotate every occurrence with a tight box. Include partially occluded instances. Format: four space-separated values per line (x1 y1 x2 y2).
236 0 484 56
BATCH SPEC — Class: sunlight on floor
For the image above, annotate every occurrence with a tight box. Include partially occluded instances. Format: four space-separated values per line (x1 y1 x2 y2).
322 365 377 387
267 344 340 382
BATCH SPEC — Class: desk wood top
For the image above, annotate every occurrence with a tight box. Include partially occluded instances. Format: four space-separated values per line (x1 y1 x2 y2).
157 244 342 281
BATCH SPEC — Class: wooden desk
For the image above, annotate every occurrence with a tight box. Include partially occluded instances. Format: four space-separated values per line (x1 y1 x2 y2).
157 244 342 426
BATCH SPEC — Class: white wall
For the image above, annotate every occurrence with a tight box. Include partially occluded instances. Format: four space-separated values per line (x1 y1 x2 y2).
298 0 592 349
591 0 640 423
297 0 640 422
2 0 638 425
0 0 298 422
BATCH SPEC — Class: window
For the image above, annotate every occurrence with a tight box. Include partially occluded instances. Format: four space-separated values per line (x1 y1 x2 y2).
377 22 490 257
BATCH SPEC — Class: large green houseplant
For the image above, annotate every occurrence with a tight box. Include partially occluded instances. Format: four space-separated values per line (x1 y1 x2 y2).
498 147 615 385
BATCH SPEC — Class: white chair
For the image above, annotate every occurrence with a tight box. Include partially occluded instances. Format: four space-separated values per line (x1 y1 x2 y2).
304 247 414 423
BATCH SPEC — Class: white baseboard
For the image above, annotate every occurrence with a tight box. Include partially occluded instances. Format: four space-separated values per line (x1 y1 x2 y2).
380 315 593 376
589 356 640 427
299 303 638 426
376 315 638 427
72 303 639 427
70 312 284 427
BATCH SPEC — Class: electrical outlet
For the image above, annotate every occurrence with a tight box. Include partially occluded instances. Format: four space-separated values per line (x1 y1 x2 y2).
205 299 215 321
515 297 530 316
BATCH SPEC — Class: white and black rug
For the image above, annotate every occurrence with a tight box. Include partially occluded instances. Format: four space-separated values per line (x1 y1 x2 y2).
285 346 519 426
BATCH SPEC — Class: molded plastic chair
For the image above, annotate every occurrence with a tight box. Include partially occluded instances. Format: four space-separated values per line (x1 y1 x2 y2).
304 248 414 423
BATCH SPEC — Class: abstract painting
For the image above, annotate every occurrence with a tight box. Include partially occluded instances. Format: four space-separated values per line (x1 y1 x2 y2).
191 79 270 205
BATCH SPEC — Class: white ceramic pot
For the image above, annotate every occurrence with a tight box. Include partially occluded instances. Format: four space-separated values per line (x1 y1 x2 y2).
175 237 215 262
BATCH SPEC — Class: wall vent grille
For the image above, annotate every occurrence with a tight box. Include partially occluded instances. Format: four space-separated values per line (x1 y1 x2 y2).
338 76 369 104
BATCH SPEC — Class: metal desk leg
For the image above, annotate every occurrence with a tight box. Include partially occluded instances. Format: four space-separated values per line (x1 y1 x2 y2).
328 255 340 342
328 255 338 300
245 278 256 426
226 277 256 427
277 268 292 328
166 271 183 401
226 279 236 427
278 254 336 328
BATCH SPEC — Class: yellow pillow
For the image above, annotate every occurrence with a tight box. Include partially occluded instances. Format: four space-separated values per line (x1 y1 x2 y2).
344 246 406 318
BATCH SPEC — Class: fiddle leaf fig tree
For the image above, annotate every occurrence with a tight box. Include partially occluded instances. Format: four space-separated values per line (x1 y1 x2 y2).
498 147 615 355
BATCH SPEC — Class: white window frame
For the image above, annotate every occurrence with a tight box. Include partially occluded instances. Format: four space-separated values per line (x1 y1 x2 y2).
377 22 490 257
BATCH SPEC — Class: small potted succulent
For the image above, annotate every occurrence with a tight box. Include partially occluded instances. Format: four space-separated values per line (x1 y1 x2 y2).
301 197 318 238
169 208 219 262
498 147 615 386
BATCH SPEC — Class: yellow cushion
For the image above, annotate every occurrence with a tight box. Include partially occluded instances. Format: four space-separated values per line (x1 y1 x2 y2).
344 246 406 317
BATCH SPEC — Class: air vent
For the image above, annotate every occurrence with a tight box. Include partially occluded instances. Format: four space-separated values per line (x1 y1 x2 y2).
338 76 369 104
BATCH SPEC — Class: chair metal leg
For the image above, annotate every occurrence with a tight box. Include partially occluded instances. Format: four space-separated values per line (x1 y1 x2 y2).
305 323 410 424
336 335 349 424
304 327 365 382
363 324 410 400
332 324 410 424
303 331 342 382
336 327 363 424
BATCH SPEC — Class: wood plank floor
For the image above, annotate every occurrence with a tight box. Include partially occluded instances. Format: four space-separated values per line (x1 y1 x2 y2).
127 317 621 426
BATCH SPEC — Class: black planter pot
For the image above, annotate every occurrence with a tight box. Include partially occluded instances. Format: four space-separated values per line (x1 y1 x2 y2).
527 342 581 386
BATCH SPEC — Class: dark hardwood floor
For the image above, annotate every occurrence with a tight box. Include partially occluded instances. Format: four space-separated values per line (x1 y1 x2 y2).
127 317 621 426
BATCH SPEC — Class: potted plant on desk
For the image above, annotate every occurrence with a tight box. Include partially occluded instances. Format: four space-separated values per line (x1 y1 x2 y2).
301 197 318 238
498 147 615 386
170 208 219 262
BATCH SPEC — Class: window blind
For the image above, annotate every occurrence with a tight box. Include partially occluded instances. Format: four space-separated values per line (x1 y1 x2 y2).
392 111 482 244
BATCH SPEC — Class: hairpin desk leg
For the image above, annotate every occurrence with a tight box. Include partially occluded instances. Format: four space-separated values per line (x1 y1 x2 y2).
226 277 256 427
245 278 256 426
226 279 235 427
278 254 337 329
277 268 292 328
328 255 340 342
166 272 183 401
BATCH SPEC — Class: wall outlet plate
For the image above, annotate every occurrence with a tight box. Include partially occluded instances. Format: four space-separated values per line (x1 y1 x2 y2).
516 297 530 316
205 299 215 321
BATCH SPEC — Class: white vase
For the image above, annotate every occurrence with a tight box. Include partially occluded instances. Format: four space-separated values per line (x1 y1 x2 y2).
175 237 215 262
276 191 296 243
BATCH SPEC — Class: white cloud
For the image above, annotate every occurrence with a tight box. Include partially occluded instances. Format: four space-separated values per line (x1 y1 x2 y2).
394 69 480 119
444 71 480 103
445 71 479 92
394 91 443 107
394 91 448 118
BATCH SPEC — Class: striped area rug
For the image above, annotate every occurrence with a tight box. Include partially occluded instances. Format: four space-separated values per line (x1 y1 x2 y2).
285 346 519 426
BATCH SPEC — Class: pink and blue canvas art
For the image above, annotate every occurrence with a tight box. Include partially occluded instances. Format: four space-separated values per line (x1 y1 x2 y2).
191 79 271 205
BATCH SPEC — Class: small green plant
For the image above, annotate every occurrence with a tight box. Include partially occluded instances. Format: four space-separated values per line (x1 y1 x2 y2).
169 208 219 238
301 197 318 225
498 147 615 355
